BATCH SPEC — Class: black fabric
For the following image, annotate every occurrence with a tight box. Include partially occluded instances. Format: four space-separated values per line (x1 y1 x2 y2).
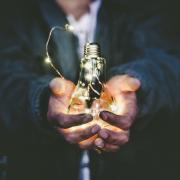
0 0 180 179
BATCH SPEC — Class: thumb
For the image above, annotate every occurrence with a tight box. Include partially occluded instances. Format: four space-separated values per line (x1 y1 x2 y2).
49 78 75 97
106 75 141 92
120 75 141 92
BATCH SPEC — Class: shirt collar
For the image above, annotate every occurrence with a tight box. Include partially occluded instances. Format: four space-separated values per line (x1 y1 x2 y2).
67 0 102 24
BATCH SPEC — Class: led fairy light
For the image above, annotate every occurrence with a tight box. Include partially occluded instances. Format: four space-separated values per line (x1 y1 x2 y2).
67 43 118 130
44 25 127 158
44 24 105 114
68 43 105 113
44 24 122 128
44 24 74 78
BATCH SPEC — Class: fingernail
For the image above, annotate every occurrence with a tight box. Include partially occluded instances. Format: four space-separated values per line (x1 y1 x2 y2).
100 131 108 139
100 112 105 120
83 114 93 122
91 125 100 134
95 139 104 148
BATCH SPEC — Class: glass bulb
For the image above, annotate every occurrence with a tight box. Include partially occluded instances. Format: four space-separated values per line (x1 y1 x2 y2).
68 43 106 116
68 43 121 129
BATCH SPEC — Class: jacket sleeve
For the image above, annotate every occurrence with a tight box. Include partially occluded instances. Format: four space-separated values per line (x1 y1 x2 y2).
0 19 55 149
109 14 180 131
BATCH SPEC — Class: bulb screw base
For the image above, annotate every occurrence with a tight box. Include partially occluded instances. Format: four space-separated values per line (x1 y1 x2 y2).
84 43 101 58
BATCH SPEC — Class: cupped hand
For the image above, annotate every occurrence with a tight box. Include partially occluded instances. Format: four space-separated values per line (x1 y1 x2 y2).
94 75 141 152
47 78 100 145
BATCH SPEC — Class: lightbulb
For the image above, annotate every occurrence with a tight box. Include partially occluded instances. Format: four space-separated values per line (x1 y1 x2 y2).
44 25 121 128
67 43 122 129
68 43 106 115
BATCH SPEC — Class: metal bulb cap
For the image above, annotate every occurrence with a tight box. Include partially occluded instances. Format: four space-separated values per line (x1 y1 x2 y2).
84 43 101 58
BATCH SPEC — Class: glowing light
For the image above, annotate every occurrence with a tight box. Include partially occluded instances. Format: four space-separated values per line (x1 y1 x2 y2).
85 74 93 81
85 108 91 114
44 57 51 64
84 61 93 70
109 102 119 113
44 26 122 136
97 63 102 70
45 24 76 78
91 101 100 117
65 24 74 32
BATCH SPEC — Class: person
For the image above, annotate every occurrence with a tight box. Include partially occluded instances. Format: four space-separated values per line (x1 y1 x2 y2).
0 0 180 180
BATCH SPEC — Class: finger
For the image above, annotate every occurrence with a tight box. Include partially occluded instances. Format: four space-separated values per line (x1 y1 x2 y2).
99 128 129 146
100 111 131 130
49 78 75 97
54 113 93 128
78 135 97 149
94 138 120 152
59 125 100 144
106 75 141 92
119 75 141 92
94 138 105 149
103 143 120 152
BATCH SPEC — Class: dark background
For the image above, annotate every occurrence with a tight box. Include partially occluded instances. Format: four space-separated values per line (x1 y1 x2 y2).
0 0 179 29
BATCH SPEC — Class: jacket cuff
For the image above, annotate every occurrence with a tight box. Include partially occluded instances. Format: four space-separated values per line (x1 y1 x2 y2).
28 75 54 130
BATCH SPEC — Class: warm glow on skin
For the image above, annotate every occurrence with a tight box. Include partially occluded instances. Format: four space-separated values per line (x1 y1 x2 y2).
49 78 75 114
48 51 140 151
78 134 98 148
67 83 129 130
68 97 86 114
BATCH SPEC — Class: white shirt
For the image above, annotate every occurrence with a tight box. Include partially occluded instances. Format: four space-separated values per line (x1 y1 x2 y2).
67 0 102 57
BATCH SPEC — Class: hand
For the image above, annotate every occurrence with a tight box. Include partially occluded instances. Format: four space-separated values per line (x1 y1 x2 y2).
94 75 141 152
47 78 100 145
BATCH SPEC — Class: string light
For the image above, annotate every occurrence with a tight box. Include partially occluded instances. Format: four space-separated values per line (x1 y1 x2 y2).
44 24 75 78
44 25 121 129
67 43 107 122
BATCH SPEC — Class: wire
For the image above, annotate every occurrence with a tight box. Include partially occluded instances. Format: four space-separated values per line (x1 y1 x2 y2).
45 25 74 78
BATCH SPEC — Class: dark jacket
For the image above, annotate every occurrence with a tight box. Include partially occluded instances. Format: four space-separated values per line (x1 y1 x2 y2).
0 0 180 179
